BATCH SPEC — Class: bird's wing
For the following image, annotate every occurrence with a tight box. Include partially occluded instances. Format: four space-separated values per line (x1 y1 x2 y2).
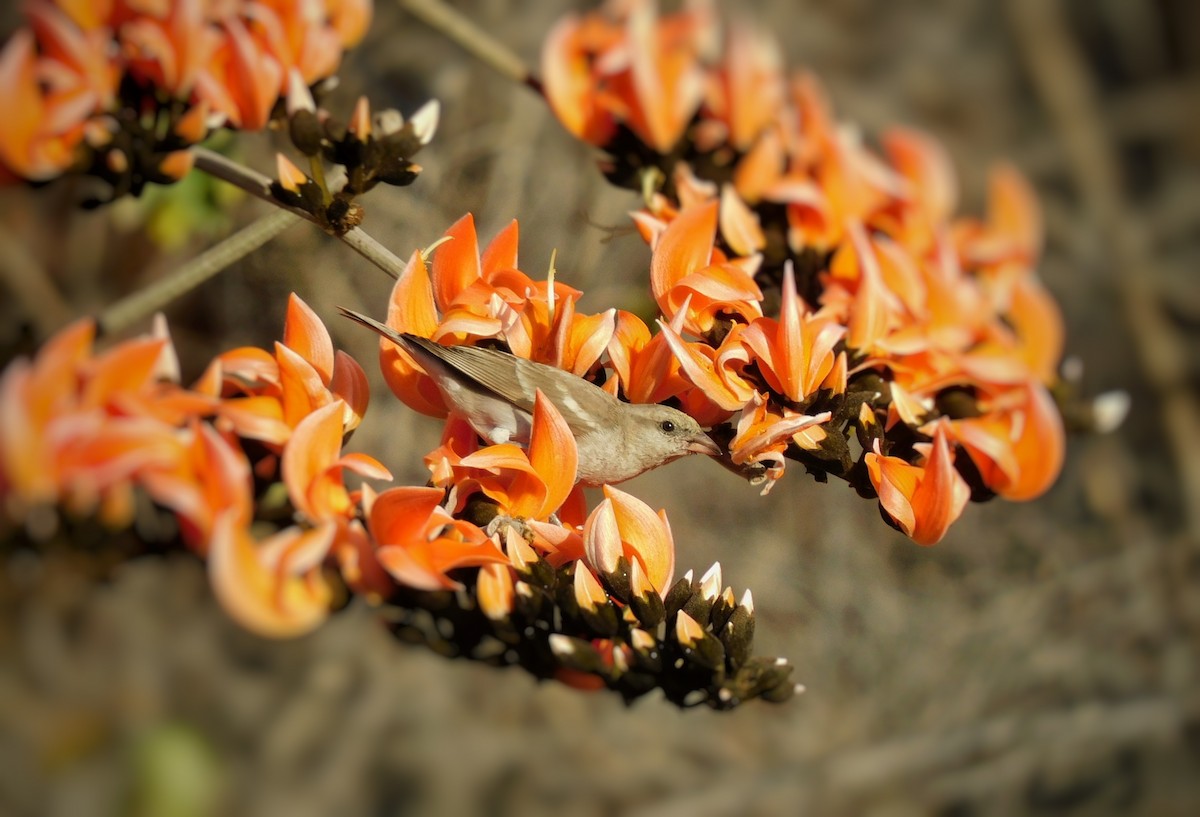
338 308 615 434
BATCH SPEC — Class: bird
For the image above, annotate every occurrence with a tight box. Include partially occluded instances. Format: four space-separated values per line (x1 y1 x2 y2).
339 308 722 485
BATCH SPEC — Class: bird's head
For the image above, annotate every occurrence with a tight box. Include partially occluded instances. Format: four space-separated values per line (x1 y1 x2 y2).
625 403 722 467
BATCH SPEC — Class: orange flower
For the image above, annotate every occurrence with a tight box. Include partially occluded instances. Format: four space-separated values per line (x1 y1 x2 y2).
377 214 618 417
208 511 338 638
740 262 845 403
865 421 970 545
727 393 831 494
119 0 216 98
943 381 1064 502
212 293 369 437
582 485 675 596
541 0 714 153
657 320 754 415
605 308 690 404
281 399 390 526
364 484 504 592
0 28 98 181
702 20 783 152
649 201 763 337
437 392 582 523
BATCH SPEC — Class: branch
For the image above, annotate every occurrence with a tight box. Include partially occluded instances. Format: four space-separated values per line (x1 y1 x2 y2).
191 147 411 280
96 209 301 336
0 222 74 338
396 0 542 93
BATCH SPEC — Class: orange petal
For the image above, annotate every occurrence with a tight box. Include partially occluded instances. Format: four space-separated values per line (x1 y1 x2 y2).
274 341 330 427
81 337 167 410
603 484 675 594
330 350 369 430
883 127 957 232
540 14 614 145
651 201 717 319
583 497 622 575
480 219 519 276
208 514 333 638
283 293 334 384
478 563 515 620
281 399 344 521
525 391 578 518
432 213 482 311
1002 382 1064 501
365 485 446 548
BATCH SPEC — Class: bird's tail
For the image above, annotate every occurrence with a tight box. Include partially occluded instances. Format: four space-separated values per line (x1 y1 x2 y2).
337 306 408 347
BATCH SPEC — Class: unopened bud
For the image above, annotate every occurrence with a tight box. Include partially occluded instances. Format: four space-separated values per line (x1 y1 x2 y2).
627 558 664 627
275 153 308 194
349 96 372 141
548 634 605 674
674 611 725 673
477 563 514 621
719 590 755 670
699 562 722 601
408 99 440 146
662 571 694 618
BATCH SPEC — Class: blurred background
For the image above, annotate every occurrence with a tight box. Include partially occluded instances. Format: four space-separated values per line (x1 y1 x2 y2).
1 0 1198 814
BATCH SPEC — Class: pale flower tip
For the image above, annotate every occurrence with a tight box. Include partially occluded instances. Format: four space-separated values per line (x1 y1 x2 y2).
794 683 807 695
774 657 787 666
477 564 514 621
699 562 722 599
682 569 695 584
505 526 537 571
515 580 534 599
286 68 316 116
629 627 656 652
409 99 440 146
573 564 607 611
720 587 736 607
548 633 575 657
1091 390 1130 434
583 497 622 575
276 153 308 193
739 588 754 614
675 611 706 646
150 313 181 383
350 96 371 140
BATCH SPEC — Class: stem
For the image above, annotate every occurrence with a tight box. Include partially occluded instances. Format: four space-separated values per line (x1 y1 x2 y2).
0 222 74 338
192 147 410 280
97 209 301 336
396 0 542 93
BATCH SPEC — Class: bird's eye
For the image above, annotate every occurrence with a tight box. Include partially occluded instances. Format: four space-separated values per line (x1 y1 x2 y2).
659 420 676 433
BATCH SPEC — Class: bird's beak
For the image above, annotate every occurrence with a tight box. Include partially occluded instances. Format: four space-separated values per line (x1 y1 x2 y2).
688 432 723 457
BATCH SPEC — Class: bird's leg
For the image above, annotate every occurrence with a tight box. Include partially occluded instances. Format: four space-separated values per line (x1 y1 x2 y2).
484 513 534 543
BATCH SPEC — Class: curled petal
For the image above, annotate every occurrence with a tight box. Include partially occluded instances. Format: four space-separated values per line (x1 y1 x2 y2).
603 484 675 594
865 422 970 545
281 399 347 522
331 350 369 431
284 293 334 385
208 515 334 639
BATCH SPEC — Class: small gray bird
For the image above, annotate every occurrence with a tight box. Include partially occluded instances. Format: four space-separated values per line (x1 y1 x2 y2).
339 308 722 485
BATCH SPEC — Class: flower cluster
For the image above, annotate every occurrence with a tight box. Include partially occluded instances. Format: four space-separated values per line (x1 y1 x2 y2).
0 0 371 192
0 295 388 636
542 0 1066 543
0 295 795 707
